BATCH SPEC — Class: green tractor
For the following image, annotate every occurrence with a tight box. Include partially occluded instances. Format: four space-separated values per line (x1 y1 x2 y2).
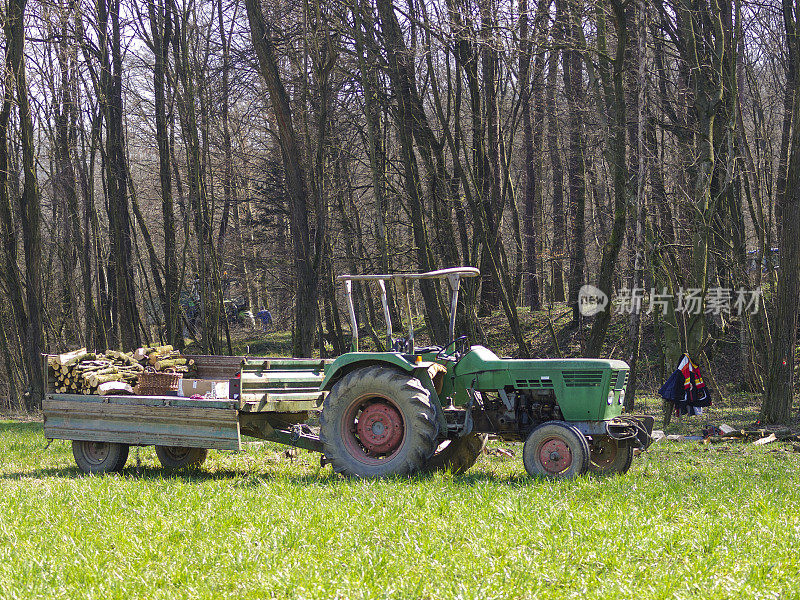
318 268 653 479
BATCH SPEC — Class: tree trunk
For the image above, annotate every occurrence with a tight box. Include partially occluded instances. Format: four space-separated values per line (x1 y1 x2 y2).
99 0 141 350
585 0 629 357
625 0 648 411
519 0 546 311
546 6 567 304
172 0 223 354
53 5 80 345
4 0 46 408
762 0 800 424
776 0 797 241
563 0 587 325
478 0 504 315
353 0 397 318
246 0 320 356
0 4 29 390
148 0 181 347
373 0 451 344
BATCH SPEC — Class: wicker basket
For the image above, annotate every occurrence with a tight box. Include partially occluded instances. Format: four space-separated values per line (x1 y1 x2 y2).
136 371 183 396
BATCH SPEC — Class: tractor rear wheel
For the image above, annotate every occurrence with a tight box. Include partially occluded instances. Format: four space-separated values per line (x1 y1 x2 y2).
588 436 634 475
423 432 488 474
155 446 208 470
72 440 129 474
320 366 438 478
522 422 589 479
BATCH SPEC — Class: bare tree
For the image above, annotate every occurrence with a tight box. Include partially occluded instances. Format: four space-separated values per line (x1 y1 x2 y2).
246 0 323 356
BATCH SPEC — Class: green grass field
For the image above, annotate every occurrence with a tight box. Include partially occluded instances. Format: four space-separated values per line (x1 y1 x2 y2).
1 420 799 599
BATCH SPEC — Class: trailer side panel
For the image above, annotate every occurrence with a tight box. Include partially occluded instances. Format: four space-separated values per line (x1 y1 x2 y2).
43 394 241 451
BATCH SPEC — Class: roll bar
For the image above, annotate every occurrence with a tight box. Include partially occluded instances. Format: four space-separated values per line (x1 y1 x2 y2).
337 268 480 351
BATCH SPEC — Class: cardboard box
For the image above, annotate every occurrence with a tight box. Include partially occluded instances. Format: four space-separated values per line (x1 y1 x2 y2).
178 379 229 399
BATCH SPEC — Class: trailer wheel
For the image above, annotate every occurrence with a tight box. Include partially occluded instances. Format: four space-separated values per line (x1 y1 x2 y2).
423 432 488 474
320 366 438 478
522 422 589 479
588 436 634 475
155 446 208 470
72 440 129 474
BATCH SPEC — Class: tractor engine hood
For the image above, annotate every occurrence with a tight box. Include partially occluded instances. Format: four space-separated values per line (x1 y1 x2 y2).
452 346 630 422
454 346 629 376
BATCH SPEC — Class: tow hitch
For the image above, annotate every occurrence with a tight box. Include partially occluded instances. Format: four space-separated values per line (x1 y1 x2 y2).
607 415 655 450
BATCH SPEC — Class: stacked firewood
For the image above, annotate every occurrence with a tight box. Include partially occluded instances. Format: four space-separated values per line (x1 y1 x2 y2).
49 345 196 395
133 344 195 374
49 348 143 395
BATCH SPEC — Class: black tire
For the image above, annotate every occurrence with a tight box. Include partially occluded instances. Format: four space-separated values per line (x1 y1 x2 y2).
423 432 488 474
155 446 209 470
72 440 129 474
576 426 591 464
588 436 634 475
319 366 439 478
522 421 589 479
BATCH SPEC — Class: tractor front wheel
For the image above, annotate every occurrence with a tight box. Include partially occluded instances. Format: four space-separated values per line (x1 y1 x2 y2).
588 436 634 475
320 366 438 478
423 432 488 474
522 422 589 479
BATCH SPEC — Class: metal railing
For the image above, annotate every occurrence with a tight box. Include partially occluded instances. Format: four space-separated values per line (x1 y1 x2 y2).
337 267 480 352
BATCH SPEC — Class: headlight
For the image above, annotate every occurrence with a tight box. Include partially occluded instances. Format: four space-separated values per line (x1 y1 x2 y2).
607 390 615 405
618 389 625 405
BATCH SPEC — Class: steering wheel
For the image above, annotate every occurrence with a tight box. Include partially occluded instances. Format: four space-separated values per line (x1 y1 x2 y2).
436 335 469 360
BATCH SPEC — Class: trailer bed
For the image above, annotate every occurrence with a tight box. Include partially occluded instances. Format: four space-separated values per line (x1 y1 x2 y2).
43 355 331 454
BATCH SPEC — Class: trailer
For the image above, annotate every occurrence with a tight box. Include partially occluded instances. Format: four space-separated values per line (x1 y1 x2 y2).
43 355 331 473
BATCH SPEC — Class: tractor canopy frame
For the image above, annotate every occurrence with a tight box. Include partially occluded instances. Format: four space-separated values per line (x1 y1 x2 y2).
337 267 480 352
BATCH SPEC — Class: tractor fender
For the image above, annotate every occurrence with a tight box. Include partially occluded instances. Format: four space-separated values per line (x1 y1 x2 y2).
320 353 447 431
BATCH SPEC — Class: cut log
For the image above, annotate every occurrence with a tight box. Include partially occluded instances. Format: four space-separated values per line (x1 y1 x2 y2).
92 366 120 378
154 358 187 370
104 350 137 365
98 381 134 395
753 433 778 446
75 365 113 378
133 345 164 361
62 352 96 368
51 347 88 366
89 373 129 386
148 350 180 365
115 364 144 372
145 346 174 362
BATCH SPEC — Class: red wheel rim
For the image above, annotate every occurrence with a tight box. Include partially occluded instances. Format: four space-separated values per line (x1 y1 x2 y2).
538 437 573 474
590 437 618 468
342 394 406 464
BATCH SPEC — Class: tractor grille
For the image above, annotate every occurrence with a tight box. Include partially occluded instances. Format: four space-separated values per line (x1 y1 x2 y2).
562 370 604 387
614 370 629 390
515 378 555 390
